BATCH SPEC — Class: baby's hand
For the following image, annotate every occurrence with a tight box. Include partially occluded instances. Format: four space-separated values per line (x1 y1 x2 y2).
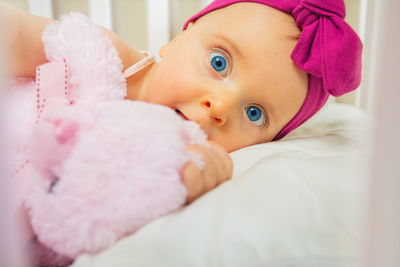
181 141 233 204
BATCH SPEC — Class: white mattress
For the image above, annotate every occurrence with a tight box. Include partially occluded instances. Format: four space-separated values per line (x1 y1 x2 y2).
72 102 371 267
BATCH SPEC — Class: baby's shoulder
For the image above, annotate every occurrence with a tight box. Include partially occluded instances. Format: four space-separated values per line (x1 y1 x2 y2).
100 27 144 73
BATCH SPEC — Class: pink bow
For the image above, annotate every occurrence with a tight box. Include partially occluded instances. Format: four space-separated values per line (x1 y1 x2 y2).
291 0 363 96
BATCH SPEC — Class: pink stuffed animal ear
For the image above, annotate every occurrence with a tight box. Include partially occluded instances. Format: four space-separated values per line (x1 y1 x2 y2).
52 119 79 144
29 117 80 179
28 106 94 179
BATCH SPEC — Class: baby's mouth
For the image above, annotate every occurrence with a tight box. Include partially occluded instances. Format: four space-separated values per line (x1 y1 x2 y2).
175 109 189 120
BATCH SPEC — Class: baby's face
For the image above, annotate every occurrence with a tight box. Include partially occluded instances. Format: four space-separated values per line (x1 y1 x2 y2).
145 3 308 152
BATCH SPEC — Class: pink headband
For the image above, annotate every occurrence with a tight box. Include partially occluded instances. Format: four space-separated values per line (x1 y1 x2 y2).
183 0 363 140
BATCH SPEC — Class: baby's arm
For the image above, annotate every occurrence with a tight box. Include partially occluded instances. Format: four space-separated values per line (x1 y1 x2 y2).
1 2 50 77
182 141 233 204
1 2 143 77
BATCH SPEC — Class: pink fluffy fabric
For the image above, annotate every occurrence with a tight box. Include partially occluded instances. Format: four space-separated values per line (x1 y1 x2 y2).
4 12 207 261
25 101 206 259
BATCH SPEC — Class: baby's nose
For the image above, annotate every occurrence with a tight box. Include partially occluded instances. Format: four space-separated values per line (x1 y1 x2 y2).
200 94 235 126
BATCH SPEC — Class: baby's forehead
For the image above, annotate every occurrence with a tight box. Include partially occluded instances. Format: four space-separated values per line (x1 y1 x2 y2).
195 2 300 40
192 4 300 71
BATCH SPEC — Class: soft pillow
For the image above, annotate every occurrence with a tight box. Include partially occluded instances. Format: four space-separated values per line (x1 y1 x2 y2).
72 102 370 267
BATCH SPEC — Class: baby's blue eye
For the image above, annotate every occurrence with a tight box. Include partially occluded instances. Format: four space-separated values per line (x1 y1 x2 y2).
210 52 228 76
245 106 265 126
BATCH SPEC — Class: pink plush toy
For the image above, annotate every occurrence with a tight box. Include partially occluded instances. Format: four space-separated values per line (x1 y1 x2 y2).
25 101 206 260
4 12 207 263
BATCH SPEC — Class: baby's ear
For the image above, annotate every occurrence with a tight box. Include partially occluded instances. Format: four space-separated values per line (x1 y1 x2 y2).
159 37 178 59
159 22 194 58
186 21 195 29
159 43 169 59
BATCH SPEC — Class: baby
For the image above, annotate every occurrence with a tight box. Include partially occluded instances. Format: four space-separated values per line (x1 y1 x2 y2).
2 0 362 205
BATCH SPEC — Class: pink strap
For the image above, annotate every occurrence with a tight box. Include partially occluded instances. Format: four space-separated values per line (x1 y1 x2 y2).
123 51 155 79
35 59 71 124
12 59 71 206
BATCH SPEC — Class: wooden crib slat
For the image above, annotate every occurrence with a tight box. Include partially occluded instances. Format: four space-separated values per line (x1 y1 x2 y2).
146 0 170 58
355 0 374 111
88 0 113 30
27 0 54 19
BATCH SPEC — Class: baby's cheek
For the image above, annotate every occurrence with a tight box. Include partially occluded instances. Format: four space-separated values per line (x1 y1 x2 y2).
146 82 177 106
146 69 175 105
146 68 188 106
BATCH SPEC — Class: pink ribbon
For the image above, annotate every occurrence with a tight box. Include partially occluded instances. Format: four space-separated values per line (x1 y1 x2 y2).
291 0 362 97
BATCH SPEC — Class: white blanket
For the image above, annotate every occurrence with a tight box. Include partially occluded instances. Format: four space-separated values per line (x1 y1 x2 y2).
72 102 370 267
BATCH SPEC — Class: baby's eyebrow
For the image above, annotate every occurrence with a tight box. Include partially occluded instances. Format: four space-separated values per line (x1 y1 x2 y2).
212 33 244 59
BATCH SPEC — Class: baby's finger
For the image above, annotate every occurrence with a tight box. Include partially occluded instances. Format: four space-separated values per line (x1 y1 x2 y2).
207 142 233 184
191 145 218 192
181 162 203 204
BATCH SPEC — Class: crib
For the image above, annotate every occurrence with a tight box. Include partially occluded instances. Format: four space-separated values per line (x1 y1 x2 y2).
1 1 399 267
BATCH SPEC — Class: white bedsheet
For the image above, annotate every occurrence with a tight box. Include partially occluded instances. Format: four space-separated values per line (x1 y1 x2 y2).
72 102 371 267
